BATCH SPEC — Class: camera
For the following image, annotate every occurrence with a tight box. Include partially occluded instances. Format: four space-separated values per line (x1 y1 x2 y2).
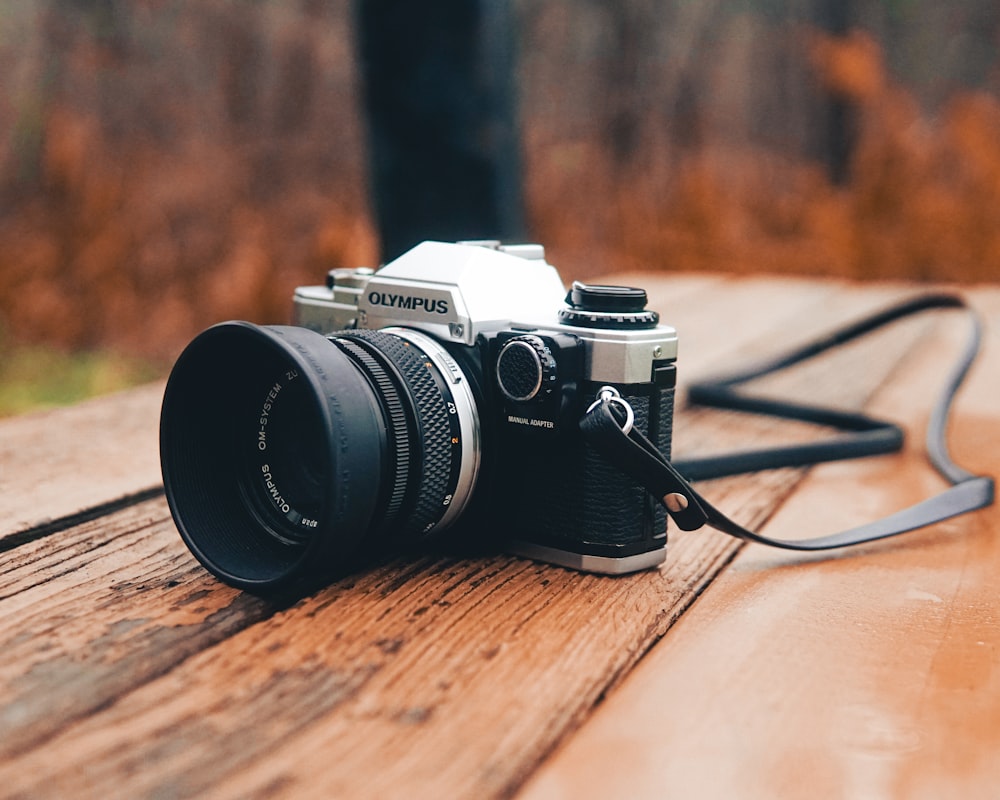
160 240 678 592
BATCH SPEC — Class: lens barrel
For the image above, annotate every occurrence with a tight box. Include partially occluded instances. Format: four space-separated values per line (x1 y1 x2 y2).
160 322 479 592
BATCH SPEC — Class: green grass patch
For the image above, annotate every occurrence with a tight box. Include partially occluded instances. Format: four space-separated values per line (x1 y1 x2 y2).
0 343 164 418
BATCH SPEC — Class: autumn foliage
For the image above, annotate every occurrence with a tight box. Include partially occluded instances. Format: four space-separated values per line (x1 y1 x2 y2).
0 3 376 361
1 9 999 366
529 29 1000 283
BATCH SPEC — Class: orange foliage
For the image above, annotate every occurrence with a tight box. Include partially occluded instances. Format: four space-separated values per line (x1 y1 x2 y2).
2 22 999 364
529 30 1000 284
0 105 377 359
0 2 377 361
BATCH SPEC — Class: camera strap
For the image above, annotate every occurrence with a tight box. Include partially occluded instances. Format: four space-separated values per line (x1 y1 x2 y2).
579 293 995 551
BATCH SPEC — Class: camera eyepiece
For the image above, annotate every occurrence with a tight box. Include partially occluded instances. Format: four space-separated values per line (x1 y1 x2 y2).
160 322 479 592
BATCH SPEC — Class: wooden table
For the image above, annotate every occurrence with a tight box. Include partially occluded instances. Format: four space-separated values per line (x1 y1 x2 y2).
1 273 997 799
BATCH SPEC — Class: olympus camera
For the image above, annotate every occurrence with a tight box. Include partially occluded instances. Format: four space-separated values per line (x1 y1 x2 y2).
160 241 678 592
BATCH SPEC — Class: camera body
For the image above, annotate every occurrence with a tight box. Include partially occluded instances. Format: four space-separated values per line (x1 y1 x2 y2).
293 240 678 574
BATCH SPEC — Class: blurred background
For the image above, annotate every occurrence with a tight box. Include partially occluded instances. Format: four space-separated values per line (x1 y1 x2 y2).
2 0 1000 414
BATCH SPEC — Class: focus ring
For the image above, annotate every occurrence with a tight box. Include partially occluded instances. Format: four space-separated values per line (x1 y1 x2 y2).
341 330 454 538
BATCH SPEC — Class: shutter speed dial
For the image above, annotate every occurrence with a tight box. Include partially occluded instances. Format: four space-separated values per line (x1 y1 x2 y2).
496 335 558 403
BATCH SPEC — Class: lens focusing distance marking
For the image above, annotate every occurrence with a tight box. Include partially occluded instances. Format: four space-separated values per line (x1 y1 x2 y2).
384 327 481 530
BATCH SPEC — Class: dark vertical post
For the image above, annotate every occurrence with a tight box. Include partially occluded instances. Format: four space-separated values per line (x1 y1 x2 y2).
355 0 525 261
814 0 856 185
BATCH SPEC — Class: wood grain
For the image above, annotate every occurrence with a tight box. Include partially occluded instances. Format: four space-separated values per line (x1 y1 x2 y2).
0 276 961 799
0 381 165 544
517 289 1000 799
0 500 274 761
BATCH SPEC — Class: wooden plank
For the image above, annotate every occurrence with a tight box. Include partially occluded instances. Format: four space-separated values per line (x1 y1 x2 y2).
602 270 723 308
642 271 846 384
0 272 804 765
0 500 274 761
0 381 165 543
0 276 946 798
516 288 1000 799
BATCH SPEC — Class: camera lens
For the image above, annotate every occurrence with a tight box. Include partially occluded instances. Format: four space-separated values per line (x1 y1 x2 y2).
160 322 480 591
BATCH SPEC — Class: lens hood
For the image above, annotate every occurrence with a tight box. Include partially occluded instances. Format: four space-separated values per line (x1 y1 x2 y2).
160 322 387 591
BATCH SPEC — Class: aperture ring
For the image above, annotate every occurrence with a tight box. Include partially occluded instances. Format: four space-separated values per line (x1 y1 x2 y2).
386 328 480 531
340 330 456 539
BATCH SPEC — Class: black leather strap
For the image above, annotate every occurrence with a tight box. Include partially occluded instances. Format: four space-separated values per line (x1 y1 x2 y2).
580 294 995 551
